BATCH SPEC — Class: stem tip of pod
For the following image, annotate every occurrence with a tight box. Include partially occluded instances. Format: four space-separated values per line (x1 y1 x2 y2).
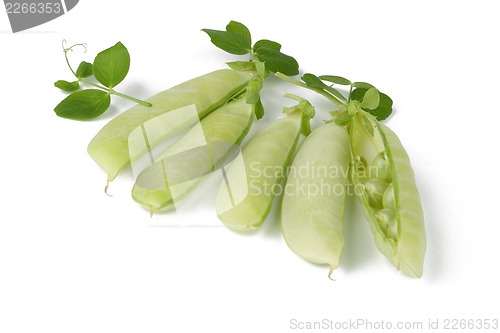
104 180 113 197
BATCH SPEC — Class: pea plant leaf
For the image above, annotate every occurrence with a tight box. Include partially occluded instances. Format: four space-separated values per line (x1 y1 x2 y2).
246 77 263 104
54 41 155 121
351 88 393 120
54 80 80 92
254 100 264 120
202 24 252 55
353 81 375 89
92 42 130 88
75 61 93 79
54 89 111 120
226 20 251 47
226 61 256 71
318 75 351 85
255 47 299 76
360 87 380 110
253 39 281 52
301 73 347 101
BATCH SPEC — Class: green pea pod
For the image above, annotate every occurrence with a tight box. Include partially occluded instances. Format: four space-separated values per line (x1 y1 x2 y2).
350 112 426 278
281 122 350 276
88 69 254 183
132 94 255 213
215 110 304 231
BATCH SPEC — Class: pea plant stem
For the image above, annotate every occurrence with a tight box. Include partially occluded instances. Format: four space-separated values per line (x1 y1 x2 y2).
79 79 152 107
110 89 153 107
275 72 343 106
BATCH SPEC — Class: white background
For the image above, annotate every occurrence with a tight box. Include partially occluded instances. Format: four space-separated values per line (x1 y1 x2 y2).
1 1 499 332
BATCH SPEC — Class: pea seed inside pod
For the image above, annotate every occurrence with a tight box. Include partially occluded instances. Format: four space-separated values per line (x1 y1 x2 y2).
371 151 392 182
354 155 369 183
382 183 395 210
363 178 390 209
387 219 398 245
374 208 396 233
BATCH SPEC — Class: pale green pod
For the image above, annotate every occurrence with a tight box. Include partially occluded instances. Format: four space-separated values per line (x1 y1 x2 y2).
132 94 255 213
215 110 303 231
88 69 254 182
281 122 350 274
350 112 426 278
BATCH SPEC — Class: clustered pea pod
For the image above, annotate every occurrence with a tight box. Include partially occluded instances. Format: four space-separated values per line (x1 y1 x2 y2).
350 111 426 278
87 69 254 183
132 94 255 213
215 98 314 231
281 122 350 276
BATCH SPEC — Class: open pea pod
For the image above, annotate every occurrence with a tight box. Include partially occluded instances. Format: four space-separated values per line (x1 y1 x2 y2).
132 94 255 213
88 69 254 183
216 98 313 231
281 122 350 276
350 112 426 278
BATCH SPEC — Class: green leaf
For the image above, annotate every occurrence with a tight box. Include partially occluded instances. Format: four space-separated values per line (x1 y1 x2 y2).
54 80 80 92
253 39 281 52
302 73 347 101
353 81 375 89
371 92 393 120
301 73 325 88
202 29 251 55
301 113 312 136
226 61 256 71
318 75 351 85
54 89 111 120
226 21 251 47
93 42 130 88
254 100 264 119
360 88 380 110
255 61 267 79
255 47 299 76
75 61 93 79
351 88 393 120
246 77 263 104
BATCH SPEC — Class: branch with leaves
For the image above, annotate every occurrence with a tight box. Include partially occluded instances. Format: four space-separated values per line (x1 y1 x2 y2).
54 41 151 120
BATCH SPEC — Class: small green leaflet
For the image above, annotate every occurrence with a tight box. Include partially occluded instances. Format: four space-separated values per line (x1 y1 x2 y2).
353 82 375 89
360 87 380 110
203 21 299 77
246 77 263 104
75 61 93 79
202 21 252 55
226 61 256 71
226 21 251 47
318 75 351 85
253 39 281 52
54 80 80 92
54 89 111 120
256 47 299 76
254 100 264 120
351 88 393 120
301 73 347 101
93 42 130 88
